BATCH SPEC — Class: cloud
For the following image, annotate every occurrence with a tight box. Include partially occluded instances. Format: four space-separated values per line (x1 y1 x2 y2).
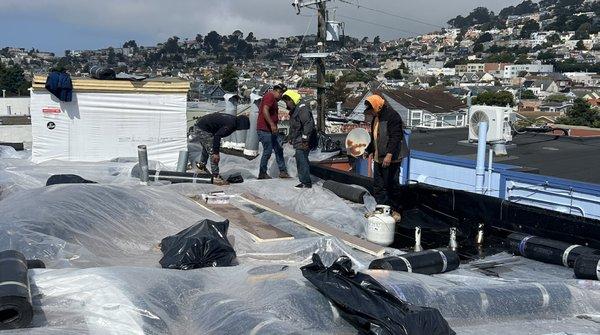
0 0 522 53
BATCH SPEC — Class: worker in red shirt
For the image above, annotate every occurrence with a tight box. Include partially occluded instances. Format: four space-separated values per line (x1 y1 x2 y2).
256 84 290 179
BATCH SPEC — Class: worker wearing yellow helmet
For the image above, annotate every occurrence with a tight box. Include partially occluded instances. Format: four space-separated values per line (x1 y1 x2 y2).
282 90 317 189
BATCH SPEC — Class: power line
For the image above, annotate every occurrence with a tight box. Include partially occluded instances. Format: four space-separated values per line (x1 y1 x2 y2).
336 0 443 29
338 14 420 35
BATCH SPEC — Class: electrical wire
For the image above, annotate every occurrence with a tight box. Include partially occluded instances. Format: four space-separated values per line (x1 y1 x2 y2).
289 12 316 73
337 14 420 35
336 0 442 29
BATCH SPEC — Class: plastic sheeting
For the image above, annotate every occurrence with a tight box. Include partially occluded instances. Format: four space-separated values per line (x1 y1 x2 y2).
30 91 187 167
3 153 600 334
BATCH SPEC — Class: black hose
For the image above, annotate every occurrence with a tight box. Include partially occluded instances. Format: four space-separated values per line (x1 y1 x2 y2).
322 180 367 203
0 250 33 330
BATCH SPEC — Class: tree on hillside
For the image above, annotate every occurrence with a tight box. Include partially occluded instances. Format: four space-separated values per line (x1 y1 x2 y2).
195 34 203 44
245 32 257 42
447 7 494 29
123 40 138 49
204 31 223 52
326 78 351 108
520 20 540 38
520 89 536 99
473 43 484 53
107 47 116 66
477 32 493 43
499 0 539 18
556 98 599 127
220 64 238 93
384 68 403 80
0 62 30 96
576 40 587 50
373 36 381 45
472 91 515 106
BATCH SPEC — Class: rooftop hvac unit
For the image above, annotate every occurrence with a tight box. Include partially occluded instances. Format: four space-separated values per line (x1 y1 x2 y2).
468 105 513 143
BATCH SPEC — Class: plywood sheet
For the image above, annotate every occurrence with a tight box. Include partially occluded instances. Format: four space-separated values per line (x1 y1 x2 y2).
240 193 385 256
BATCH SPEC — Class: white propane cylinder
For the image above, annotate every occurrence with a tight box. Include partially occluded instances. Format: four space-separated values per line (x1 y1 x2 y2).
366 205 396 246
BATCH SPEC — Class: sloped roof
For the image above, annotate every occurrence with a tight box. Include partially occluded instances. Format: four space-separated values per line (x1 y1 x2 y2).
375 89 467 114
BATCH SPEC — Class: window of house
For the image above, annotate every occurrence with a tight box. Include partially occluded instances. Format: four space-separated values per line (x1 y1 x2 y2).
411 111 422 126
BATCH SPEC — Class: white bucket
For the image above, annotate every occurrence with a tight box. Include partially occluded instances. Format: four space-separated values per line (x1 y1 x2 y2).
366 205 396 246
345 128 371 157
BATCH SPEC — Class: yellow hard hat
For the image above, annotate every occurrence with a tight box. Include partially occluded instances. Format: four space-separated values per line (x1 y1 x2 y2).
282 90 302 105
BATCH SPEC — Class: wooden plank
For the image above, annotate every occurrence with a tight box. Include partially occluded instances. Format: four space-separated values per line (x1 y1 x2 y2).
191 199 294 243
240 193 385 257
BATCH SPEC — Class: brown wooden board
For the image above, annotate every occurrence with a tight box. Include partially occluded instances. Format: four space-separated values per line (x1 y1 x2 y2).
192 199 294 243
240 193 386 256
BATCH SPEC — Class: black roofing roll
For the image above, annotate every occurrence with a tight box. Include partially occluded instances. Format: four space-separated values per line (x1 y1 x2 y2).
369 249 460 275
46 174 97 186
574 254 600 280
0 250 33 330
322 180 367 204
441 283 571 319
138 170 212 184
508 232 598 268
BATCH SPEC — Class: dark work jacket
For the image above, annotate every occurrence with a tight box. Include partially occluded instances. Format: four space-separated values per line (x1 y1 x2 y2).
288 101 316 149
45 72 73 102
365 105 409 163
196 113 237 153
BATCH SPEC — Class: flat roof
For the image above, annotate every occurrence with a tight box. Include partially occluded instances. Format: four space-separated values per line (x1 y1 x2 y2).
409 127 600 184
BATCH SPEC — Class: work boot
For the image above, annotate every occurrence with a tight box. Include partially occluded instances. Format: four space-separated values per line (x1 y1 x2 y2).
279 172 291 179
294 183 312 189
391 210 402 223
195 162 210 175
257 172 272 180
212 176 229 186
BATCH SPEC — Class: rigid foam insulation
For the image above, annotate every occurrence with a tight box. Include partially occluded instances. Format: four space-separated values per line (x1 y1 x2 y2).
508 233 598 268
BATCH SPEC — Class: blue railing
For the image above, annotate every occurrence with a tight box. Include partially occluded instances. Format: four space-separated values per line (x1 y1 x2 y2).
402 150 600 220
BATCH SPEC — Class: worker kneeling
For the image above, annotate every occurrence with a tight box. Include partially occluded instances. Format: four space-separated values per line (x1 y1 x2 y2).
282 90 317 189
189 113 250 185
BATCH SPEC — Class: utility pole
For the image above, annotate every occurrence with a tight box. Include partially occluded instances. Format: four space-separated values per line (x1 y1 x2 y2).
316 1 327 132
292 0 330 133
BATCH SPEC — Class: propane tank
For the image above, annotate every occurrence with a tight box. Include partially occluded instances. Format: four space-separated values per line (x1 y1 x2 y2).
366 205 396 246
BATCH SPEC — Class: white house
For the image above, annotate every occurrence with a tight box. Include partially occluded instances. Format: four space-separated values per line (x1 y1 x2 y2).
347 89 468 129
502 63 554 79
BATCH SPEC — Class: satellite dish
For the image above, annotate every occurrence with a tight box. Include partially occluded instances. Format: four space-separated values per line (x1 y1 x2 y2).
345 128 371 157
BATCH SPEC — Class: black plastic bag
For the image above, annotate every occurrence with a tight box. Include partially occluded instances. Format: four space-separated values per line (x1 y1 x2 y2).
226 172 244 184
46 174 97 186
301 254 455 335
159 219 236 270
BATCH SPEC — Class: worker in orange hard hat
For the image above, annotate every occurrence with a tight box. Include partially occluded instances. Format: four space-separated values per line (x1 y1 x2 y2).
363 94 409 216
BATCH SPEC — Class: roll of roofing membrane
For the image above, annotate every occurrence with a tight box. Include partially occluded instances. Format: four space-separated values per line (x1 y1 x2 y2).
368 249 460 275
574 253 600 280
441 283 571 319
0 250 33 330
322 180 367 204
508 233 598 268
148 170 213 184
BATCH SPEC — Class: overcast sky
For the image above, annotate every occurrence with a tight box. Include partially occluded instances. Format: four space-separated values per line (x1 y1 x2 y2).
0 0 522 54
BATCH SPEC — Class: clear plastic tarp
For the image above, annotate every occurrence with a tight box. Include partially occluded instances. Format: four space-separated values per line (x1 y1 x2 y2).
2 149 600 334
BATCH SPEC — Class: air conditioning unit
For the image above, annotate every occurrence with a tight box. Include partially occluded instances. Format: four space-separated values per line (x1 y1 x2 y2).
468 105 513 143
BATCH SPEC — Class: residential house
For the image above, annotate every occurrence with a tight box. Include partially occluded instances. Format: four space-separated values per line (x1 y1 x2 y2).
347 89 467 129
564 72 600 87
540 101 573 113
197 84 226 102
503 64 554 79
523 78 561 97
583 92 600 107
